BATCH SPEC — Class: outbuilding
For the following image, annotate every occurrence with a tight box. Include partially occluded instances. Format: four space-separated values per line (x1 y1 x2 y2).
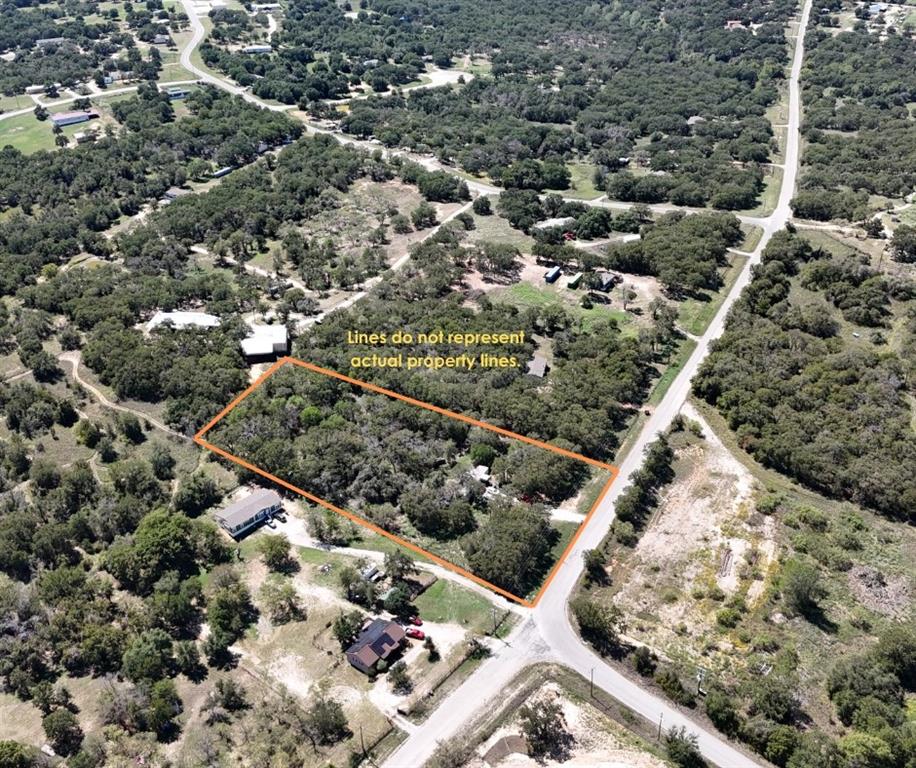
146 310 220 332
241 323 288 361
544 266 562 284
50 111 94 128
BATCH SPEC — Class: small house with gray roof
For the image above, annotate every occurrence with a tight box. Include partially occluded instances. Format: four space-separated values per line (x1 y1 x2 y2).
214 489 282 538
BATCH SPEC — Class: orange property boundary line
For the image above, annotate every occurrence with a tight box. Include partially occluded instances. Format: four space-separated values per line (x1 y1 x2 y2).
194 357 619 608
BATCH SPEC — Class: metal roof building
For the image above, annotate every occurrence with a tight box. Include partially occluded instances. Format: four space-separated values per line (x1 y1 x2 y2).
241 323 288 360
146 310 220 332
214 489 282 538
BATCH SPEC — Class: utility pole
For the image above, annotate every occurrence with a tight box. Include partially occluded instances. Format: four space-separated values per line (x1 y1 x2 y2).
590 667 594 697
657 712 663 741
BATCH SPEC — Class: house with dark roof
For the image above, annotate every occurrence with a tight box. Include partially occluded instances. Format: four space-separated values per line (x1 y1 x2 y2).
346 618 406 674
214 488 282 538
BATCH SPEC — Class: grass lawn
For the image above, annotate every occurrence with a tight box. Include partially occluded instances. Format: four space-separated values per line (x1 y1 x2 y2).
0 94 34 112
413 580 503 634
677 254 748 336
562 162 603 200
741 166 783 217
468 210 534 250
495 282 635 335
797 228 860 258
0 112 56 153
157 62 197 84
739 223 764 252
647 337 697 407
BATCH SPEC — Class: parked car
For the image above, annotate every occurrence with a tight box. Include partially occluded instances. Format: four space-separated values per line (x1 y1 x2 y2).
406 628 425 640
408 616 423 626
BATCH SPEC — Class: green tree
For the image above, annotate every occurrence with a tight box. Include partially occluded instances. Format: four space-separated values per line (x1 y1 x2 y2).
146 679 183 740
839 732 894 768
388 661 412 693
664 726 705 768
889 223 916 263
384 550 416 583
121 629 174 683
781 559 827 618
258 534 292 572
259 577 304 624
42 709 83 756
570 597 620 654
411 201 438 229
582 549 607 585
333 610 365 648
304 696 349 746
0 741 33 768
519 698 573 760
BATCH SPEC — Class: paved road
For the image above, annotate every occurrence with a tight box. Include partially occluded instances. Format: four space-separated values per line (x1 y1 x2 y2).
178 0 292 112
382 0 812 765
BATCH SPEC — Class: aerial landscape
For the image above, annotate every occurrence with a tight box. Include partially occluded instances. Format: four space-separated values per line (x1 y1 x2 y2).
0 0 914 767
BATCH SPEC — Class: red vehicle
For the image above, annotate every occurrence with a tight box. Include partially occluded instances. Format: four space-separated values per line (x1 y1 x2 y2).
408 616 423 626
406 628 425 640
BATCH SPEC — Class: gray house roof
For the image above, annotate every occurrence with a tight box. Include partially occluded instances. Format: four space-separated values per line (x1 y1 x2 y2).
215 489 282 529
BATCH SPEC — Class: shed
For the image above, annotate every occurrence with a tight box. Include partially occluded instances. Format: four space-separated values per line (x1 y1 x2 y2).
242 44 273 54
544 266 561 284
470 465 491 483
526 354 548 378
567 272 583 289
214 488 282 537
35 37 66 48
212 166 233 178
596 272 620 292
533 216 575 231
163 186 191 201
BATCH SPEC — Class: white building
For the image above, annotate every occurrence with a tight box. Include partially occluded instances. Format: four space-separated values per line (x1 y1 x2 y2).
146 311 221 332
241 323 288 360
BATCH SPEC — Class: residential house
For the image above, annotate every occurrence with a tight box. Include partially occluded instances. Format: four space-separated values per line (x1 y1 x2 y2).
345 619 406 674
214 489 282 538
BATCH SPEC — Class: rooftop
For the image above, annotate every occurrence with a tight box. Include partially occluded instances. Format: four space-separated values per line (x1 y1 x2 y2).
346 618 406 668
146 310 220 332
241 322 288 357
215 488 282 528
526 354 548 378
